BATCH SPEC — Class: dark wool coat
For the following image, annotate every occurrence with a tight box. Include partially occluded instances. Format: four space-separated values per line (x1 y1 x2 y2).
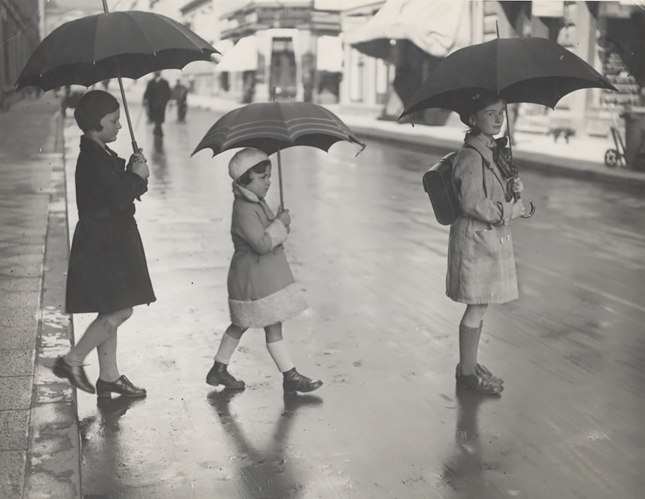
446 133 519 304
65 136 156 314
143 77 171 124
227 183 307 329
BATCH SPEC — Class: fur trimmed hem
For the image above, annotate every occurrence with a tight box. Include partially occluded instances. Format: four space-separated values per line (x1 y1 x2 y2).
265 219 288 249
229 283 308 328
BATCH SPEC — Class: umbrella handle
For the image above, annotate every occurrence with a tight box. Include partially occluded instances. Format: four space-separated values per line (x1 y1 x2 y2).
522 201 536 218
277 149 284 210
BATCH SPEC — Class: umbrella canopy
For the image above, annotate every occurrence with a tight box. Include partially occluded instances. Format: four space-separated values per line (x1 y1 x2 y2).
192 101 365 157
15 10 218 91
400 37 617 118
192 101 365 209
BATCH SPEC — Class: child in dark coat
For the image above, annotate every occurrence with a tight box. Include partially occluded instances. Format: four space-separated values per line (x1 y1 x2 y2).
54 90 156 398
206 148 322 395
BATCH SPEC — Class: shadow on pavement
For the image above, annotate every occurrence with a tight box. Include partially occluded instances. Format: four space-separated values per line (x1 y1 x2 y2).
438 386 502 498
207 389 323 498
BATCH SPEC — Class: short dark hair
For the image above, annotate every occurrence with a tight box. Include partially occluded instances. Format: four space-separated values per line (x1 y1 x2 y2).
458 89 505 133
237 160 271 186
74 90 119 132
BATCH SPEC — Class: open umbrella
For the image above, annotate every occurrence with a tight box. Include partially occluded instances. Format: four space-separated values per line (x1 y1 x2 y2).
15 2 219 153
400 36 617 118
399 36 618 219
192 100 365 208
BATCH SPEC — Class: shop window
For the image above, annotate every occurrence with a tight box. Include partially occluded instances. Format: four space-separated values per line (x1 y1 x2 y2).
271 37 297 100
375 59 389 105
349 49 364 103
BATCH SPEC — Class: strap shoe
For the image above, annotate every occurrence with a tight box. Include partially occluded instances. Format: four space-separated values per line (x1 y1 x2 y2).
53 357 95 394
96 375 146 399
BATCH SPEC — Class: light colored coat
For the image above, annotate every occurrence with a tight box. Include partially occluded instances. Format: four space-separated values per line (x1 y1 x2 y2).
446 133 519 304
227 183 308 328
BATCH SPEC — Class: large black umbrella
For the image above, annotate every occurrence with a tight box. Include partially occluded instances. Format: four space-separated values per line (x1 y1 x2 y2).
192 100 365 208
400 36 617 118
16 3 218 152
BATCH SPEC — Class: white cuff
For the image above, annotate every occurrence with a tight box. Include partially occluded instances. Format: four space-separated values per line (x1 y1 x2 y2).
265 219 288 249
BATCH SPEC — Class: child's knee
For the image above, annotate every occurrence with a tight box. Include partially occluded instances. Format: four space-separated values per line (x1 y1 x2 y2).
100 308 133 330
226 324 247 339
264 323 283 343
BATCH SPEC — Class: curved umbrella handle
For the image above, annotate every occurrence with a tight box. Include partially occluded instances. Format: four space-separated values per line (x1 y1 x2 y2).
521 201 536 218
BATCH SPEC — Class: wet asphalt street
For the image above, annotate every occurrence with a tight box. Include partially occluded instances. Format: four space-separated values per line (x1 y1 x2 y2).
66 102 645 499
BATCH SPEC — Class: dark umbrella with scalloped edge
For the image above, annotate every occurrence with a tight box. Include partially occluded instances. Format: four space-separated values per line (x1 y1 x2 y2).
192 100 366 209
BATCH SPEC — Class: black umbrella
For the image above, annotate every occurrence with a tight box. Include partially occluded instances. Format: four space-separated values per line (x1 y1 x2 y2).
400 37 617 118
16 2 219 153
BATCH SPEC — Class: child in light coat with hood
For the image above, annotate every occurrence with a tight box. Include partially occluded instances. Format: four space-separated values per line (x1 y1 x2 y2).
207 148 323 394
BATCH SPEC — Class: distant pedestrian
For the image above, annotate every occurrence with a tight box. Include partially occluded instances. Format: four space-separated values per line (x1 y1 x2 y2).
53 90 156 398
206 148 322 395
447 90 525 394
143 72 171 137
171 79 188 122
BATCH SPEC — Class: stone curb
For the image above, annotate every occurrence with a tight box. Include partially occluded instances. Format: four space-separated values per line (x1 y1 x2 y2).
23 112 82 499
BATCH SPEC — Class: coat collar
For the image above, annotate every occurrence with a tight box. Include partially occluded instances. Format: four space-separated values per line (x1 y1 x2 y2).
80 135 119 160
463 132 496 166
463 132 507 190
232 181 261 203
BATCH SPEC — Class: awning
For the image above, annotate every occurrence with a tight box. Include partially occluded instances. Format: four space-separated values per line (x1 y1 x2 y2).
344 0 472 62
317 36 343 72
215 36 257 72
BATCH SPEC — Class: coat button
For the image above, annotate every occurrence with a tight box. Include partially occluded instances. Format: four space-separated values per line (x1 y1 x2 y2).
500 237 505 244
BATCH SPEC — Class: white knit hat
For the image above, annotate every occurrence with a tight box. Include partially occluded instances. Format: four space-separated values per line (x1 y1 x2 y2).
228 148 269 181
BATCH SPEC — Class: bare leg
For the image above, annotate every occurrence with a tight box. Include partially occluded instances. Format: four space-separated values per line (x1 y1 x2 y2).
95 308 133 382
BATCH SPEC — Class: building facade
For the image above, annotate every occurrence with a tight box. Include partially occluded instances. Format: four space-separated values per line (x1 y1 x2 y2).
215 1 344 104
340 0 645 138
0 0 40 109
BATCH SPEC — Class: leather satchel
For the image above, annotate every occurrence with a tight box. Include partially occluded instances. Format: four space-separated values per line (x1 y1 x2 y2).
422 152 460 225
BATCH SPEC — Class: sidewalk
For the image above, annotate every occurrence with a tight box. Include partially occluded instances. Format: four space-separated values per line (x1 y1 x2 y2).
0 94 81 499
1 90 643 499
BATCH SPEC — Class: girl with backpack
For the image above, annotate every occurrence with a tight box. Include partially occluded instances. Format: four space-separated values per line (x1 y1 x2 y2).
447 90 525 394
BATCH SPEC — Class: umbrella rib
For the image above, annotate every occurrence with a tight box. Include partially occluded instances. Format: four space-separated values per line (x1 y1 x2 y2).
157 13 210 52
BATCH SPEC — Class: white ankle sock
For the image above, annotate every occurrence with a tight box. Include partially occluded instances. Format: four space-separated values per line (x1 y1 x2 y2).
266 340 295 373
214 332 240 365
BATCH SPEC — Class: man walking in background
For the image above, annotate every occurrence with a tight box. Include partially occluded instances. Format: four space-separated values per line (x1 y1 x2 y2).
143 72 171 138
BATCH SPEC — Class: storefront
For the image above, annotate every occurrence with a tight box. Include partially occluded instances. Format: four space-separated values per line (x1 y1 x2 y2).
341 0 476 122
217 2 343 104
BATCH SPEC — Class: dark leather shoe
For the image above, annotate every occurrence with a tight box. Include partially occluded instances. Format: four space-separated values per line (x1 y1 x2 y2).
455 365 503 395
96 375 146 399
456 363 504 385
53 357 95 394
475 364 504 385
283 368 323 394
206 361 245 390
